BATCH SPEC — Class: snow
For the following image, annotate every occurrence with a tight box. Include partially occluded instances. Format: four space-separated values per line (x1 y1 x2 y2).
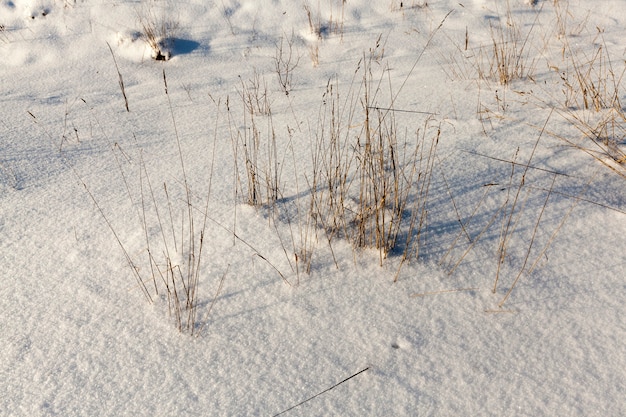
2 0 626 415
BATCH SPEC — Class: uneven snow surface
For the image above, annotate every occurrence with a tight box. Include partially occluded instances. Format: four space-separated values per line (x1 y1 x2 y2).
2 0 625 415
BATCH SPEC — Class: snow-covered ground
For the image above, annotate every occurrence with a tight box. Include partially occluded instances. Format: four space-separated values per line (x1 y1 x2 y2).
2 0 625 415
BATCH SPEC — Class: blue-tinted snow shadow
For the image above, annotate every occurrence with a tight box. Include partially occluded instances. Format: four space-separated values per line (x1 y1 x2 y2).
170 38 202 57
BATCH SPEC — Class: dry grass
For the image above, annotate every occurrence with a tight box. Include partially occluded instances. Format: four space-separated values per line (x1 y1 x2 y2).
85 1 624 312
521 3 626 176
274 32 300 95
493 110 552 295
122 71 220 334
106 42 130 112
221 37 446 280
437 2 540 85
304 1 347 39
306 50 441 271
553 35 626 166
77 72 227 335
229 73 283 207
137 4 179 61
485 4 540 85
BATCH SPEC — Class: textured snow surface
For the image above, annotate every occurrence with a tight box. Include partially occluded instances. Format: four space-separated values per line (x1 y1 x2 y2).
2 0 625 415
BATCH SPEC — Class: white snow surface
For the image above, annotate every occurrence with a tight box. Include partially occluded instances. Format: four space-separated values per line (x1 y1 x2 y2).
2 0 626 415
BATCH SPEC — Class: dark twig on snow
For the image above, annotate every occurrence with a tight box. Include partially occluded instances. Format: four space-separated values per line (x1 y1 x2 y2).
273 367 370 416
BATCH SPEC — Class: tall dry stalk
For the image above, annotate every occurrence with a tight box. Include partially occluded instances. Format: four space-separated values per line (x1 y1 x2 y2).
493 109 552 294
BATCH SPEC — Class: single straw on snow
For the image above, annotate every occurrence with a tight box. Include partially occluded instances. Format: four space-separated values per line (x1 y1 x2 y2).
273 367 370 416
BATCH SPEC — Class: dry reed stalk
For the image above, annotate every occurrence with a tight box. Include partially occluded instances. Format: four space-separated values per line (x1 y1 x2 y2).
497 169 600 307
493 109 553 294
106 42 129 112
497 174 556 306
438 184 493 270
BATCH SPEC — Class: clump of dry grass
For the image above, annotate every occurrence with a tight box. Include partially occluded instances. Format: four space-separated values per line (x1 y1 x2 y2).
485 4 539 85
80 72 226 335
307 50 441 272
226 38 443 280
294 16 451 277
436 3 539 86
553 36 626 166
274 32 300 95
229 72 283 207
137 4 179 61
126 71 223 334
304 1 347 40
